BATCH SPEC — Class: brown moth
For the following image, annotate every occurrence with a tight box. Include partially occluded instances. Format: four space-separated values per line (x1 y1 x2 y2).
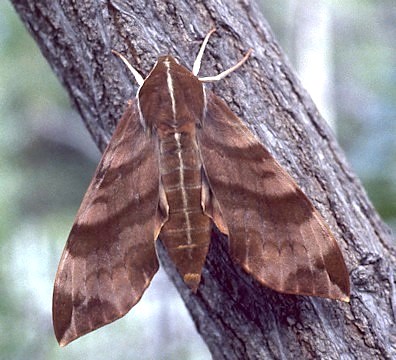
53 29 350 346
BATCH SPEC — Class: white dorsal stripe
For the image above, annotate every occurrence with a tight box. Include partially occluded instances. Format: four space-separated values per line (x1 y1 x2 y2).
164 60 193 247
174 132 193 246
164 59 177 123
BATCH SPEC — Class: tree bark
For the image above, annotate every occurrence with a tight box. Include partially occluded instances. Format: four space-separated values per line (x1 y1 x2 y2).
11 0 395 359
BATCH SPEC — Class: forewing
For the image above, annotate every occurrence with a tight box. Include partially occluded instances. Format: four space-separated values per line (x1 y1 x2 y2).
198 92 349 301
53 102 165 346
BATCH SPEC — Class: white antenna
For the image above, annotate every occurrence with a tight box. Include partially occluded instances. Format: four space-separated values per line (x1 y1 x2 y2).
112 50 144 86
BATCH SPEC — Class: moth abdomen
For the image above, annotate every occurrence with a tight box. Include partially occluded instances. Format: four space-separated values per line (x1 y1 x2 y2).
158 131 211 290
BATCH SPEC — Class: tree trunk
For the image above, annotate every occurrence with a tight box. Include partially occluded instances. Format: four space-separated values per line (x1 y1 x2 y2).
11 0 395 359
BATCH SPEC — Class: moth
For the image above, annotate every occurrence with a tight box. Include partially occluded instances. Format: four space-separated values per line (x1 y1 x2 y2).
53 29 350 346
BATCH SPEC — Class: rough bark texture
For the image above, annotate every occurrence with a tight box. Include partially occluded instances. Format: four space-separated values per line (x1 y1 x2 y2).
11 0 395 359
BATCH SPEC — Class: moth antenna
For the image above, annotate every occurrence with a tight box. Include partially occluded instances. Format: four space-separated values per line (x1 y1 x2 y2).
112 49 144 86
199 48 253 82
192 28 216 76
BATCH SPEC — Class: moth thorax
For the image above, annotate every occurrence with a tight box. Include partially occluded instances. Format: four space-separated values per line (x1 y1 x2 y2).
137 56 205 134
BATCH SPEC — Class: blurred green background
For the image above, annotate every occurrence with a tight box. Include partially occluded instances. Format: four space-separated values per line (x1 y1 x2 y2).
0 1 395 359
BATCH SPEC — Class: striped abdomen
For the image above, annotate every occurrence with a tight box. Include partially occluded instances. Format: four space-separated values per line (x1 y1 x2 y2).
159 131 211 290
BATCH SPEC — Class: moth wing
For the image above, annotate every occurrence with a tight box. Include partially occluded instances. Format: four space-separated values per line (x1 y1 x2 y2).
198 92 349 301
53 102 166 346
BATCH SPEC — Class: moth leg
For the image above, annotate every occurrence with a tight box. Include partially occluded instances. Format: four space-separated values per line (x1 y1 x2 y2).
201 170 229 235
